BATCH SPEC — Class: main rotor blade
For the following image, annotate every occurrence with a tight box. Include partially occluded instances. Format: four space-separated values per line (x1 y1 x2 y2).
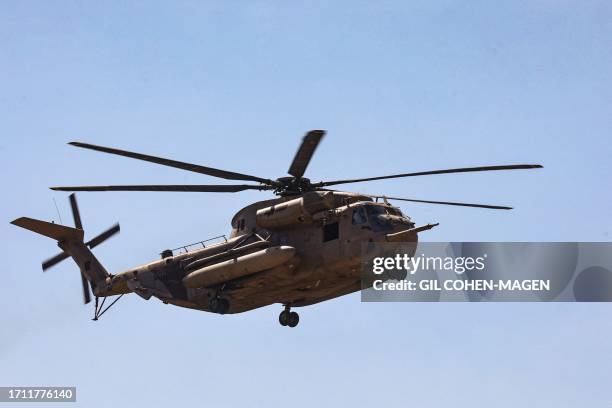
86 223 120 249
69 193 83 229
288 130 325 178
317 164 543 187
50 184 274 192
68 142 276 185
367 195 513 210
81 272 91 304
42 252 70 271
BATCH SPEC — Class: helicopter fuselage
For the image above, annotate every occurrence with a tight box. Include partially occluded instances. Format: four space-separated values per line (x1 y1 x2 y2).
100 191 430 314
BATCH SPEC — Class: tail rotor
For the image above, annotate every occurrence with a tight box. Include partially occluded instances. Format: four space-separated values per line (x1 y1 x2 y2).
41 194 120 304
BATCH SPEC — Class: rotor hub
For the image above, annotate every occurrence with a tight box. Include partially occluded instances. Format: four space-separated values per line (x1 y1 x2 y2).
275 177 313 196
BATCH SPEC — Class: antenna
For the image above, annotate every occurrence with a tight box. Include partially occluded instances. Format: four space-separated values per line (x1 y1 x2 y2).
52 197 63 224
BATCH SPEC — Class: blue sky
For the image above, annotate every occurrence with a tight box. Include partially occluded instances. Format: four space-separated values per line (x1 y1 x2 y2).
1 1 611 407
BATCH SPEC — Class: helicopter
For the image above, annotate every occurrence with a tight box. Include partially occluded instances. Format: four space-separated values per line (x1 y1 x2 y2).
11 130 542 327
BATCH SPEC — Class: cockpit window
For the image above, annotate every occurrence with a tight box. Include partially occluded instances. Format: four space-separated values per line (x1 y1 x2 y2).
386 207 402 216
365 205 387 217
352 207 367 225
364 205 393 232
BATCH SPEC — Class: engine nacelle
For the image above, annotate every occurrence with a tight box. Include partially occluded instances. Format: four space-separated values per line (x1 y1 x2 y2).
255 191 334 229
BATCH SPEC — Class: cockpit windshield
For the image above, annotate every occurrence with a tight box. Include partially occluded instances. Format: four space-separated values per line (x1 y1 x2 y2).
365 205 386 216
386 207 403 216
364 205 403 217
364 205 394 231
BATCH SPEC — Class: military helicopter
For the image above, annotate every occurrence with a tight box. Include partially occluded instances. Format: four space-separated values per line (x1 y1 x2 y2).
11 130 542 327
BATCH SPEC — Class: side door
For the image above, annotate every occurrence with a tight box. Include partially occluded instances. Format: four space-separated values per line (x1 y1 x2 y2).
321 214 342 264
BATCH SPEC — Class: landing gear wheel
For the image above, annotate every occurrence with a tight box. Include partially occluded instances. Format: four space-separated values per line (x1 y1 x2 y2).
279 305 299 327
209 297 230 314
209 297 219 312
279 310 290 326
217 298 230 314
287 311 299 327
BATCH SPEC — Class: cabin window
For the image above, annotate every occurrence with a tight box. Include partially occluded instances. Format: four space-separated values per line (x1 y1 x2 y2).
352 207 367 225
323 222 339 242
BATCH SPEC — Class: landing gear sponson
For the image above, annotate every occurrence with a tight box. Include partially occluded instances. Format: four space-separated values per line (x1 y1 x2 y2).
278 305 299 328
